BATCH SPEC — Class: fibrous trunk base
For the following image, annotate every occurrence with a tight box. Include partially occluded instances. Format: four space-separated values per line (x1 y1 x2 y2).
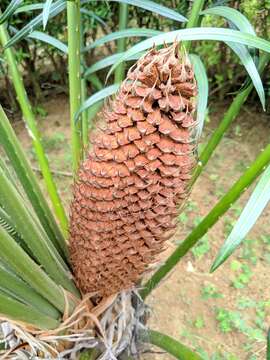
0 290 147 360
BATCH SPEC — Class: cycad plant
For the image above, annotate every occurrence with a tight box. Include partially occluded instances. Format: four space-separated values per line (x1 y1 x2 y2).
0 0 270 359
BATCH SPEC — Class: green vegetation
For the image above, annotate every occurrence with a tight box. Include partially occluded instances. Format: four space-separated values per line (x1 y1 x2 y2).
0 0 269 359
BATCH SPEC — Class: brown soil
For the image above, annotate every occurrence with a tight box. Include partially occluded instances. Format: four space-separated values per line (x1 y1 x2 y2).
13 95 270 360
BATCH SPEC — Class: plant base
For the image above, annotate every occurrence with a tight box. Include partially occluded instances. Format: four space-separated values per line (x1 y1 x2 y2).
0 290 148 359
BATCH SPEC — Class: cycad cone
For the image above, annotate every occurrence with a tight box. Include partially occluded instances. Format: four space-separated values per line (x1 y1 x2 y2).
69 44 198 298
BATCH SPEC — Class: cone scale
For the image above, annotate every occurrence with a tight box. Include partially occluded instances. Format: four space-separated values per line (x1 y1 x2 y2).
69 44 199 298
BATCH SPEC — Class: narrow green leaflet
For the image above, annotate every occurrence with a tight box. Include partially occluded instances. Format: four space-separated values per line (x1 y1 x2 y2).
94 0 187 23
75 84 120 121
28 31 68 53
0 165 77 295
201 6 264 109
0 105 68 260
189 54 208 137
226 42 265 109
14 1 92 15
107 28 270 78
0 291 59 330
4 0 66 48
191 53 270 186
0 265 59 319
15 3 45 14
43 0 54 29
0 0 23 24
83 28 161 53
211 164 270 272
201 6 256 35
141 329 202 360
0 224 69 313
84 52 142 78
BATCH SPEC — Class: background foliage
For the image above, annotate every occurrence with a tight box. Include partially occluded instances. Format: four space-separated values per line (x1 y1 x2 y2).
0 0 269 114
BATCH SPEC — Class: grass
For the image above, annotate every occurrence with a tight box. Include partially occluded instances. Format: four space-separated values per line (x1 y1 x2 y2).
194 316 205 329
42 132 66 151
201 283 224 300
230 260 253 289
192 234 211 259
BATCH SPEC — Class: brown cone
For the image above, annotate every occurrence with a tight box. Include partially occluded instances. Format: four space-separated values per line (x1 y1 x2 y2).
69 44 198 298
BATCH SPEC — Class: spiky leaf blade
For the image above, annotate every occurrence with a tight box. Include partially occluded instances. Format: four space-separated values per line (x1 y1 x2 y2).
0 290 59 330
15 3 45 13
107 28 270 78
0 105 68 261
28 31 68 53
0 164 77 296
83 28 161 52
226 42 265 109
0 224 70 313
189 54 208 136
211 164 270 272
43 0 53 29
0 265 59 319
0 0 23 24
201 6 256 35
201 6 264 109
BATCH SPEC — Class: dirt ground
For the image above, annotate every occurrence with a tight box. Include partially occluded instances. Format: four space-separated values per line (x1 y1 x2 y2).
11 95 270 360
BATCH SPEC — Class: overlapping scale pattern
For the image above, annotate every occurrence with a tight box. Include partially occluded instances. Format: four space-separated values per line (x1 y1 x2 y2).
69 44 199 298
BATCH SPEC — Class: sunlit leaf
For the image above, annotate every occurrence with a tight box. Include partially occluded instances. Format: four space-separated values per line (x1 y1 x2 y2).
226 42 265 109
107 27 270 79
14 3 44 14
201 6 264 109
201 6 256 35
75 84 120 122
211 164 270 272
0 0 23 24
189 54 208 137
83 28 161 53
43 0 53 30
27 31 68 53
